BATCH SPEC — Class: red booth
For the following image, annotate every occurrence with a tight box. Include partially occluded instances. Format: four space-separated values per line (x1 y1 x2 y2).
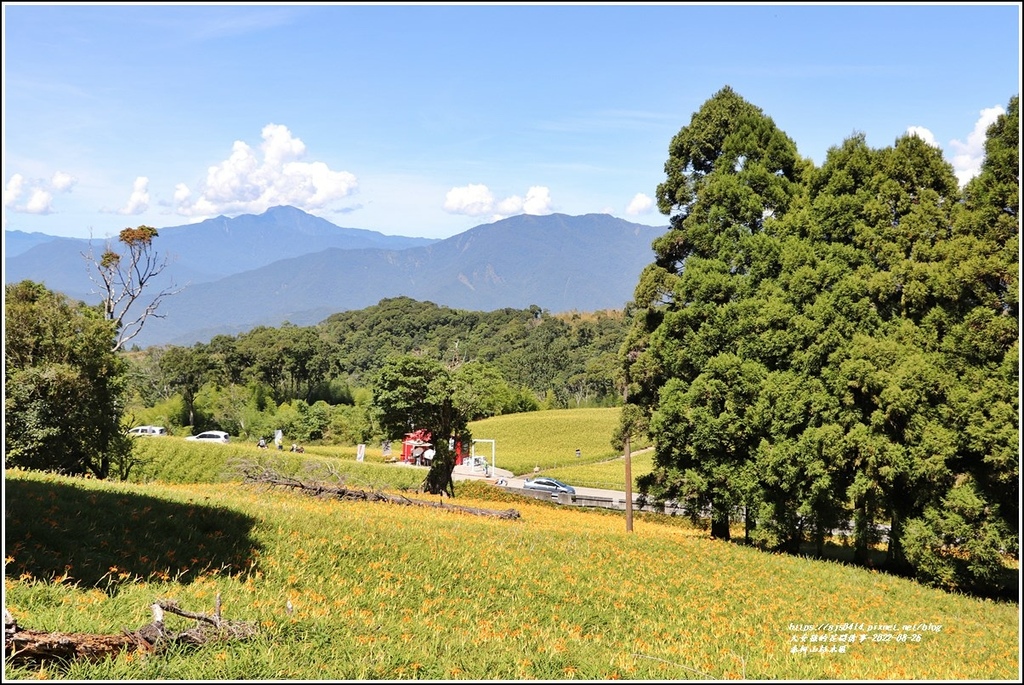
400 430 464 465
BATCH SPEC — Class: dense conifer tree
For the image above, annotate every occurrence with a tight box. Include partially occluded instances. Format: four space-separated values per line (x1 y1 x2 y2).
626 88 1018 593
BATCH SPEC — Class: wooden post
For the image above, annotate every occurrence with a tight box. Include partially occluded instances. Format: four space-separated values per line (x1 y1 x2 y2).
625 433 633 532
624 385 633 533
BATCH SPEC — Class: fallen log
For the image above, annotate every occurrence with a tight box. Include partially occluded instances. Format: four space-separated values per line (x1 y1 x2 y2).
5 594 257 667
240 464 521 520
4 610 138 664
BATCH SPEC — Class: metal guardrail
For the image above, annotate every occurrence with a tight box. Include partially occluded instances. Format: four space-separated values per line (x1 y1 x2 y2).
496 486 685 515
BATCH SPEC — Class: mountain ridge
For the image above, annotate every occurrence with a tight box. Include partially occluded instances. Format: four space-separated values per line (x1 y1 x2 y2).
4 206 667 349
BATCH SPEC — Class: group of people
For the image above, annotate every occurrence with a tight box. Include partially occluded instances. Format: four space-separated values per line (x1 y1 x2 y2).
411 445 436 466
256 437 303 453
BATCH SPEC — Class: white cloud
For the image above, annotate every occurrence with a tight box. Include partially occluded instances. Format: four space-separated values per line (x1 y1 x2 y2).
626 192 655 215
261 123 306 166
175 123 358 219
24 188 54 215
4 174 25 208
444 183 495 216
5 172 75 213
50 171 77 193
173 183 191 204
522 186 553 215
949 105 1004 187
119 176 151 215
444 183 553 219
906 126 940 148
495 195 523 215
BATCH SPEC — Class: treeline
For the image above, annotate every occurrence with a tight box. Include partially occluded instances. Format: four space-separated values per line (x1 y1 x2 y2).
622 87 1019 596
122 297 629 442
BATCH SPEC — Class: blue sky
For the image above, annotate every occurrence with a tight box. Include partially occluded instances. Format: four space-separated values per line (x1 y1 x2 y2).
3 2 1021 240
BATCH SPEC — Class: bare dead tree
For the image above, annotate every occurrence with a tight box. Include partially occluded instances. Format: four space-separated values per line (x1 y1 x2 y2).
84 225 186 352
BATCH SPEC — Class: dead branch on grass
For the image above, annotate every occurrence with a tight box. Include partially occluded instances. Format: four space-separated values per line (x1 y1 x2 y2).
4 593 257 667
239 462 520 520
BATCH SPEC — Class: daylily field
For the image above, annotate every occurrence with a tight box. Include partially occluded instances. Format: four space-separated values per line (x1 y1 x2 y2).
4 462 1018 681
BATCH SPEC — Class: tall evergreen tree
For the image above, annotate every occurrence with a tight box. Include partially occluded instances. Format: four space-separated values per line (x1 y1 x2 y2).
897 96 1019 591
627 86 807 539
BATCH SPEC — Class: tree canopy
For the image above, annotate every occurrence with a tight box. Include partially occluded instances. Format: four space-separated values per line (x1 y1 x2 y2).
5 281 132 478
370 355 473 496
624 88 1018 595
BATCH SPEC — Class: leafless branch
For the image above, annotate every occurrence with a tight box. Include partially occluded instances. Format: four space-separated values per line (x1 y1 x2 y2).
82 226 188 352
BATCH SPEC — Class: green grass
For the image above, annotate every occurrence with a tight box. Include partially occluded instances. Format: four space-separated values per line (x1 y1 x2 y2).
128 438 427 491
4 468 1018 681
7 408 1013 679
542 450 655 490
467 407 650 476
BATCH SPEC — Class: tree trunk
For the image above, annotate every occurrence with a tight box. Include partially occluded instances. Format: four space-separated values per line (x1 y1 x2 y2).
423 401 460 497
853 497 872 565
744 504 755 544
886 509 909 572
240 465 517 518
424 444 455 497
5 599 256 666
710 505 731 540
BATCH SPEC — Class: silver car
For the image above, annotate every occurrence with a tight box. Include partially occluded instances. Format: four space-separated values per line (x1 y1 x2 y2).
522 477 576 496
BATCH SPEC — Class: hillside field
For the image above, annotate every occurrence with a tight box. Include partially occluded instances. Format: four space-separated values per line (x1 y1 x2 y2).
3 408 1019 680
4 468 1018 681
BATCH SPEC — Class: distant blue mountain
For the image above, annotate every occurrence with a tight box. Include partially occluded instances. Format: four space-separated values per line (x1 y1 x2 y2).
4 230 62 259
153 205 437 278
4 207 668 349
4 205 438 299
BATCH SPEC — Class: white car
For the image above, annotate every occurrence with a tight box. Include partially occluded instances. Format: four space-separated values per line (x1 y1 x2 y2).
127 425 167 436
185 430 230 444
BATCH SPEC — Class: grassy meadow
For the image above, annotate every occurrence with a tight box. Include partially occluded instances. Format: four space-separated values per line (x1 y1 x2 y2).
542 451 656 491
125 407 641 485
3 407 1020 680
467 407 651 475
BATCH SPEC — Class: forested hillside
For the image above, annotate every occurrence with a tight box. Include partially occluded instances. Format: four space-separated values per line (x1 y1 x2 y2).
122 297 630 444
317 296 627 395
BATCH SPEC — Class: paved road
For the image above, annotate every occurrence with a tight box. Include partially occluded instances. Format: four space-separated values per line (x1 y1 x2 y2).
452 462 641 507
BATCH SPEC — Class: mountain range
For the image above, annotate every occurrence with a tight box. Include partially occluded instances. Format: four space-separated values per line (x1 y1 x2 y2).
4 206 667 349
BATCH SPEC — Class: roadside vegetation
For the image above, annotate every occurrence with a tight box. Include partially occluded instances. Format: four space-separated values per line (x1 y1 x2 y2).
543 451 657 491
466 408 651 475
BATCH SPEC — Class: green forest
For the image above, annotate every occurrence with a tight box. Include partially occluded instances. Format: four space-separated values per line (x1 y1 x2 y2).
4 87 1018 599
113 297 630 441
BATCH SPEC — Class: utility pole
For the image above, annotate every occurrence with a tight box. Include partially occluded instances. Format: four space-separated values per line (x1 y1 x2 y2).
624 386 633 533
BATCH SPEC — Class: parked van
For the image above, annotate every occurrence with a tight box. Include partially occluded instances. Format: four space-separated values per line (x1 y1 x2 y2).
127 425 167 436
